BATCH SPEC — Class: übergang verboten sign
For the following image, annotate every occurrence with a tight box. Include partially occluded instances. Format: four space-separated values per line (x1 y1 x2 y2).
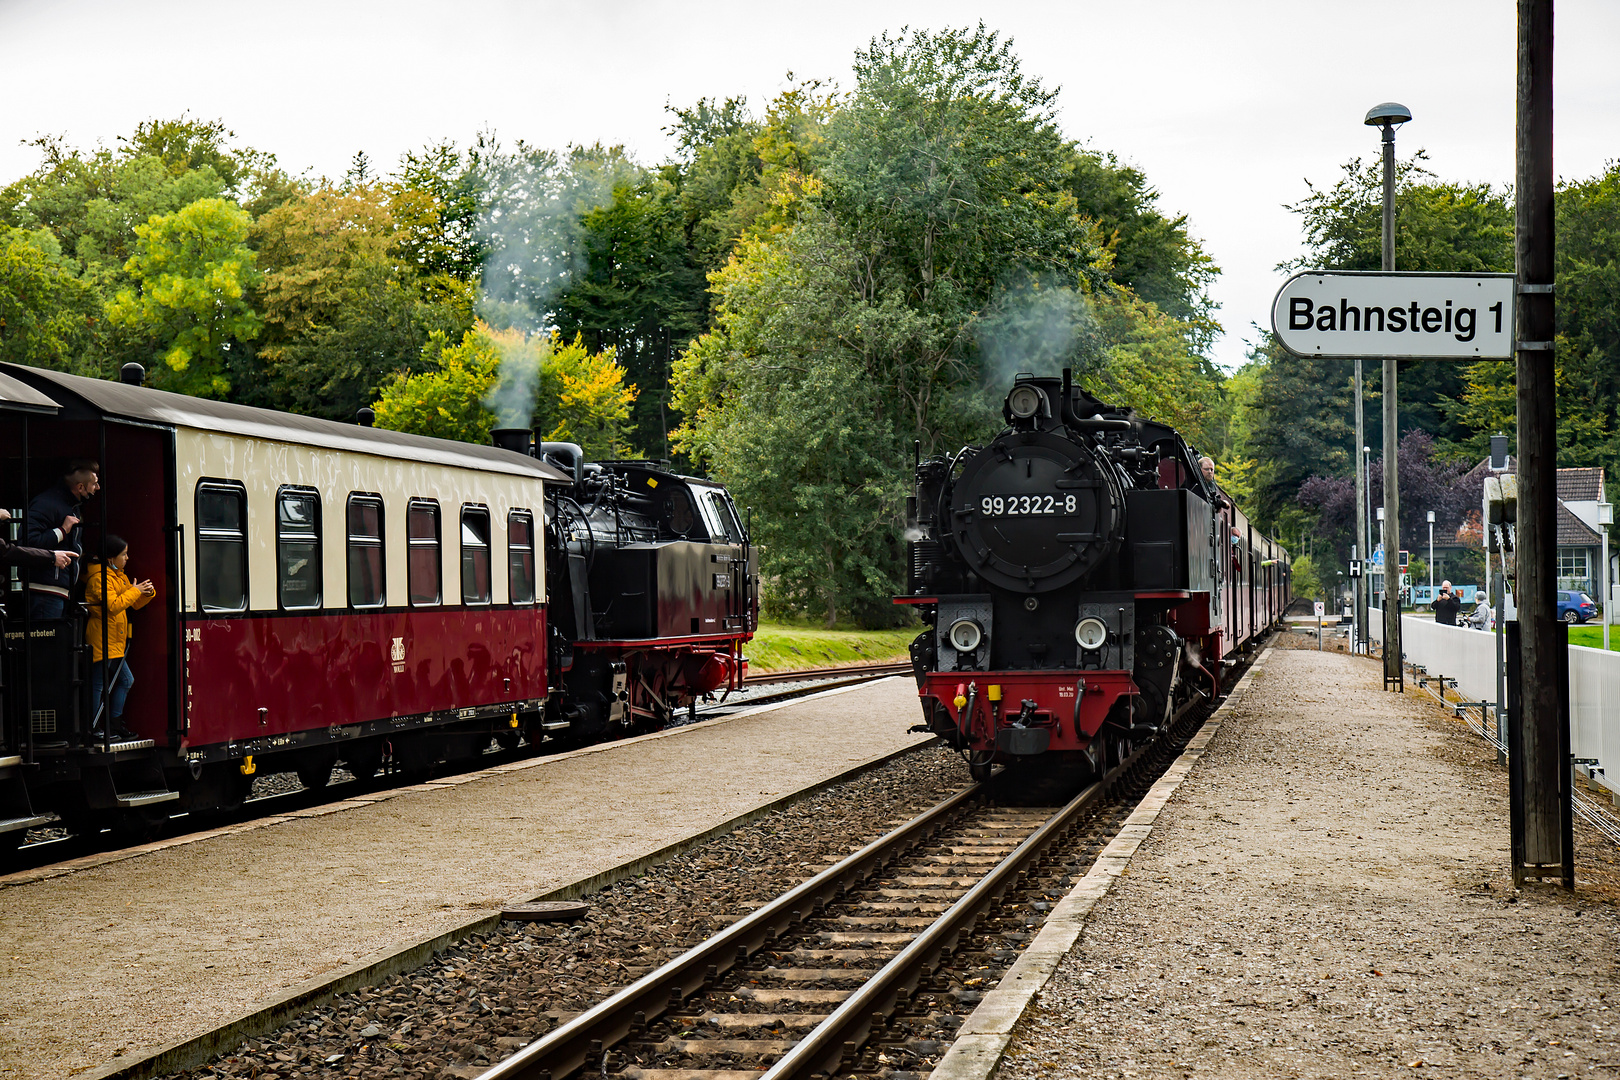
1270 270 1516 360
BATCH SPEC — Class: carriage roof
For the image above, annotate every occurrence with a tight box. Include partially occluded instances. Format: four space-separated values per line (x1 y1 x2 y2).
0 364 570 482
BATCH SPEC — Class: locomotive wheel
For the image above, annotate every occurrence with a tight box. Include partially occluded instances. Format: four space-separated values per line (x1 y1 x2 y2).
182 763 252 815
296 750 339 790
343 739 384 780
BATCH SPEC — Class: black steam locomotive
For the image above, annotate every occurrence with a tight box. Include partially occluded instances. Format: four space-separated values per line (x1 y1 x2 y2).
899 371 1289 780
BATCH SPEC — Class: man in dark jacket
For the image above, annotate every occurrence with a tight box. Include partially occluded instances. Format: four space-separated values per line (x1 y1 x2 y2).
1432 581 1463 626
25 460 98 619
0 509 72 572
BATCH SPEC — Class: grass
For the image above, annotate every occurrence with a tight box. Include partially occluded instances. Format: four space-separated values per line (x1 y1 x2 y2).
1567 623 1620 652
746 619 920 673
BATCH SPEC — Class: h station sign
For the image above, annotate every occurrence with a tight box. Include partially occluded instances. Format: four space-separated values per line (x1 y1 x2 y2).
1271 271 1516 360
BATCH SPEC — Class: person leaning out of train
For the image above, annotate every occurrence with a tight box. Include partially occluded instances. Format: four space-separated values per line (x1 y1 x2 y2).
0 508 74 574
25 459 98 620
85 534 155 740
1198 456 1234 512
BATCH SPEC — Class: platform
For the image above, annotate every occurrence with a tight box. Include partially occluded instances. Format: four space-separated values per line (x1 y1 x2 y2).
0 678 930 1080
988 644 1620 1078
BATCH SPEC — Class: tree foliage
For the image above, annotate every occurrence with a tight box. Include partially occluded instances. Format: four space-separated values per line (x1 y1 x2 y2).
0 226 101 371
104 196 261 396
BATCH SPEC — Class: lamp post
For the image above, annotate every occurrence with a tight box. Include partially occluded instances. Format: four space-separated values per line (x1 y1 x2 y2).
1377 506 1386 614
1427 510 1436 594
1601 497 1614 652
1367 100 1411 690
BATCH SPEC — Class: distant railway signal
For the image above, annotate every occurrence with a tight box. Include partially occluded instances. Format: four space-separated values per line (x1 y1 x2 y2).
1271 270 1516 360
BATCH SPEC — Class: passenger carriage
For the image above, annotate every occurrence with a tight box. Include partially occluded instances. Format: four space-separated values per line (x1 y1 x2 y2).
0 364 558 838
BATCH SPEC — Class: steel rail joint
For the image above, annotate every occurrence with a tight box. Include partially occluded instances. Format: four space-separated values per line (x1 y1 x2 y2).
476 782 987 1080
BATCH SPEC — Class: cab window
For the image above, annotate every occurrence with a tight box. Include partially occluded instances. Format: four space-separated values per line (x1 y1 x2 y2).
508 510 535 605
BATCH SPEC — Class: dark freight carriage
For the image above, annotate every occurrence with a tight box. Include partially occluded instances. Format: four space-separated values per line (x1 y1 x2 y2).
0 364 756 843
900 371 1290 781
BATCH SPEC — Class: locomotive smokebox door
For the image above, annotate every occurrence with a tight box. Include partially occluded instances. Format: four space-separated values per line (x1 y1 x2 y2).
949 430 1124 593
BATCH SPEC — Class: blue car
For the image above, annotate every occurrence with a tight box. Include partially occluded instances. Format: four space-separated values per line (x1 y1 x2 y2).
1558 590 1598 623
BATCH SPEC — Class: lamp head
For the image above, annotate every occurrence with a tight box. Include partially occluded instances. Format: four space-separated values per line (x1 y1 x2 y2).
1364 102 1413 128
1427 511 1436 523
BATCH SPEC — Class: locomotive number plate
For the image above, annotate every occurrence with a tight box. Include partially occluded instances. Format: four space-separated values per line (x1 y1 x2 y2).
979 494 1078 517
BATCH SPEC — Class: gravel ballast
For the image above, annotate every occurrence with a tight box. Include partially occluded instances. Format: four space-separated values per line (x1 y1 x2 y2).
157 744 968 1080
996 645 1620 1079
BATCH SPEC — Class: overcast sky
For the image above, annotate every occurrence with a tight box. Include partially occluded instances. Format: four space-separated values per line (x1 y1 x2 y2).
2 0 1616 372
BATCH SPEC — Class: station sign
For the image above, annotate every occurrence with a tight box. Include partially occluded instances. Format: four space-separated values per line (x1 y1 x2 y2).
1272 271 1516 360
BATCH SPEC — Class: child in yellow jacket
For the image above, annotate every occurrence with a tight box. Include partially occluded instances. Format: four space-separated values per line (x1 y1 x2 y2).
86 534 156 739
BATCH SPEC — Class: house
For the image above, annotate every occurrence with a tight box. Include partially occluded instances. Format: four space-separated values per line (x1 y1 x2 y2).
1554 466 1609 599
1423 459 1610 604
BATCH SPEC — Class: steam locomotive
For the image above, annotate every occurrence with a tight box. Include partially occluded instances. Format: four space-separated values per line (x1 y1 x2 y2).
900 371 1288 780
0 363 755 844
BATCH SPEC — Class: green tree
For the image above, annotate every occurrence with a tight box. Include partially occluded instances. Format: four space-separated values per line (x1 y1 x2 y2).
0 226 101 371
1066 148 1220 348
372 327 499 443
249 185 468 419
104 197 262 396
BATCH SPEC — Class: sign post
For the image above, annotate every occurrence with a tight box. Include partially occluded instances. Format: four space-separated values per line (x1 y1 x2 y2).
1273 269 1518 691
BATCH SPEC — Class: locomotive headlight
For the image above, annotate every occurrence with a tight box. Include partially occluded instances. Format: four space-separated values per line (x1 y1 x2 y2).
948 618 983 652
1007 385 1044 419
1075 617 1108 650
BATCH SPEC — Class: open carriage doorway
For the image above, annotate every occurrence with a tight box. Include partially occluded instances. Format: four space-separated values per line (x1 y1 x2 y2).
0 405 177 753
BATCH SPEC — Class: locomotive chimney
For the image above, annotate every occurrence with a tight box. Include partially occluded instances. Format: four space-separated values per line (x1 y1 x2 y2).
491 428 533 455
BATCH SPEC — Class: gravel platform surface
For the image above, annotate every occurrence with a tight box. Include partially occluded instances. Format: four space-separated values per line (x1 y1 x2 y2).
0 677 930 1080
997 646 1620 1080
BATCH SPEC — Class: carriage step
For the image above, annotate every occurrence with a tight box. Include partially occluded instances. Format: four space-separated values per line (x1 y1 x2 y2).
539 720 572 730
116 789 179 809
0 814 52 835
87 738 156 752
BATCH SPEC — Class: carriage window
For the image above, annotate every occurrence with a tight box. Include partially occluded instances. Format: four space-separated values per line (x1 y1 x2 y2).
276 487 321 610
508 510 535 605
461 507 491 604
196 482 248 612
407 500 441 606
347 494 385 608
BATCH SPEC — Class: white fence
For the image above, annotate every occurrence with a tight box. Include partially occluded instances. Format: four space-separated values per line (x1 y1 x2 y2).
1369 608 1620 799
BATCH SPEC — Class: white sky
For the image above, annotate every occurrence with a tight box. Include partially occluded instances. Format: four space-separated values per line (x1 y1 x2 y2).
2 0 1616 373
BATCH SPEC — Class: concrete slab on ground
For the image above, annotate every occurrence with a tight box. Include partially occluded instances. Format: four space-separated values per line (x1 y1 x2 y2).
0 677 929 1080
993 647 1620 1079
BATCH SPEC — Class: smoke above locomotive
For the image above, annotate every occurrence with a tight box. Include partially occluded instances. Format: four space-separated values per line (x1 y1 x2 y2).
902 370 1289 782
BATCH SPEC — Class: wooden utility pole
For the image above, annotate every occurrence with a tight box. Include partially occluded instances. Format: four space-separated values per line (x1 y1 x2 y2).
1512 0 1573 890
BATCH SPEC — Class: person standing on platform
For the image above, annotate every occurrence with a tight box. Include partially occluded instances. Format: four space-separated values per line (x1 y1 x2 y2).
25 459 98 620
1432 580 1462 626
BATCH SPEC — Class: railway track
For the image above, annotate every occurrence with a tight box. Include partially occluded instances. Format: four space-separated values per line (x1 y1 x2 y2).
478 680 1221 1080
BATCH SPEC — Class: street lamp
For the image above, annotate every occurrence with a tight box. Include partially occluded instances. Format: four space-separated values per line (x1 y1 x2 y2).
1366 100 1412 691
1601 500 1615 651
1377 506 1386 611
1427 510 1436 592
